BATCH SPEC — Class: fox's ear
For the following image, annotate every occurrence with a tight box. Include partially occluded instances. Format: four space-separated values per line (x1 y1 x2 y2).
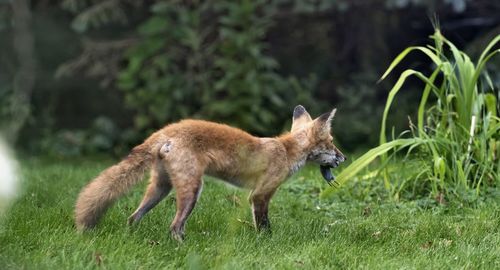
314 108 337 136
291 105 312 132
317 108 336 125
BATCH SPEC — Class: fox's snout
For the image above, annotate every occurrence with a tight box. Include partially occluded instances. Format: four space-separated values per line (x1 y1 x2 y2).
308 150 346 168
330 152 345 168
335 152 346 163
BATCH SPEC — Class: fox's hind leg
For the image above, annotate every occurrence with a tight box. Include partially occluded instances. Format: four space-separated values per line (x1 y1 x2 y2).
169 174 203 242
128 159 172 225
160 147 206 242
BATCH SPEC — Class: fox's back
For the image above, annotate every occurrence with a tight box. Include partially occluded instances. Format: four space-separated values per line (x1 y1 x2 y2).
162 119 259 150
157 119 280 187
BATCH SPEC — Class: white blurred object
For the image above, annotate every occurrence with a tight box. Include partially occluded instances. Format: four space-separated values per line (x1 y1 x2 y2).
0 138 19 212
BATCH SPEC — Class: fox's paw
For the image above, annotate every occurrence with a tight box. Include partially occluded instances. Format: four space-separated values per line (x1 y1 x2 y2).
127 213 140 226
256 225 272 235
170 229 185 243
255 217 271 231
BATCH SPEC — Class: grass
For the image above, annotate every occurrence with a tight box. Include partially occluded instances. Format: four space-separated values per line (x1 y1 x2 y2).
0 157 499 269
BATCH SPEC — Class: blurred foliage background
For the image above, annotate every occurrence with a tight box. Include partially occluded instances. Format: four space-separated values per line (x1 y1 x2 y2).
0 0 499 157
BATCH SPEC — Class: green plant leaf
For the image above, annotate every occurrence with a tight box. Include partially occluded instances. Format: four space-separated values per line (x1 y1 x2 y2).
379 46 441 82
320 138 424 198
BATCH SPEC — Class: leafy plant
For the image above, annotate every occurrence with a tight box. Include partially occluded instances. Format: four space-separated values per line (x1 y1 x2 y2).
118 0 317 137
323 30 500 199
61 0 140 33
38 116 122 157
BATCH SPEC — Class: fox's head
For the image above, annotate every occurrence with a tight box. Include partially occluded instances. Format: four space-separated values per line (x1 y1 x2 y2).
290 105 346 184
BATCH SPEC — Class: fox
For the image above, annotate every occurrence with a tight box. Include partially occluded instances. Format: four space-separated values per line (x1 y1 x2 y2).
74 105 346 241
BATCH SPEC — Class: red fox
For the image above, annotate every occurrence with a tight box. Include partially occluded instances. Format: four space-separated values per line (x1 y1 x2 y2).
75 105 345 241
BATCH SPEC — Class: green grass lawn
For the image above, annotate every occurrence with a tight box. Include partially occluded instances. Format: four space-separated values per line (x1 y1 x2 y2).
0 158 499 269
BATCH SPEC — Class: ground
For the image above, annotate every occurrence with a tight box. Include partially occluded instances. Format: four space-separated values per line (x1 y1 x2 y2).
0 158 499 269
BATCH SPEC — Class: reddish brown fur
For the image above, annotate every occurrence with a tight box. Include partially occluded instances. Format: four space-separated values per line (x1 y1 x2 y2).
74 106 345 241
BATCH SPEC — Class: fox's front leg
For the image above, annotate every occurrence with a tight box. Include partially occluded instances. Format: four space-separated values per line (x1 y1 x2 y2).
250 175 283 231
250 191 275 231
249 150 288 231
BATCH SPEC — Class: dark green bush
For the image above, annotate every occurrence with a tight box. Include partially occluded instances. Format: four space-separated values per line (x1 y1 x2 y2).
118 0 318 136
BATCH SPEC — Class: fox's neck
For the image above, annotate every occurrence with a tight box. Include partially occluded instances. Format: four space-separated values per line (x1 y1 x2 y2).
278 133 309 175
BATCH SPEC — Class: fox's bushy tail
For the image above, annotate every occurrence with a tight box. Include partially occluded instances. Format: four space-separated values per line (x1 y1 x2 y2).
75 143 154 230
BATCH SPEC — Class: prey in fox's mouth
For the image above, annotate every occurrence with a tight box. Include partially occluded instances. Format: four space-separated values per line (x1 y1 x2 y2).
319 156 345 186
320 165 338 186
309 150 346 187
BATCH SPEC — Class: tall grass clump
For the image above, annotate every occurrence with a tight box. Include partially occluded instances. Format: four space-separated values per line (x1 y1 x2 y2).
323 30 500 199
